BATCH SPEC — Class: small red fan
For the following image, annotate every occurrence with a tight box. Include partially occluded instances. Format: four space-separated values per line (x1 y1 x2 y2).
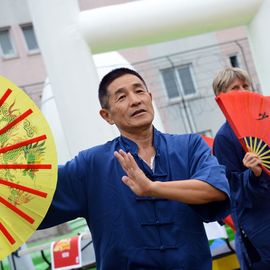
216 91 270 176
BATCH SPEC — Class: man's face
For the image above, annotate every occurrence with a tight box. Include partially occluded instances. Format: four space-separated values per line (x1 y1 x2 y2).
225 78 251 93
100 74 154 135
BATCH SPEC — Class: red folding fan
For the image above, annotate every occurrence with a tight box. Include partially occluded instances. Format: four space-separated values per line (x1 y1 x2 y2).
216 91 270 176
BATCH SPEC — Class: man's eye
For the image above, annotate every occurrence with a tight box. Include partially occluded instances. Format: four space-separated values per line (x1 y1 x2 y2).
117 95 125 101
136 89 145 93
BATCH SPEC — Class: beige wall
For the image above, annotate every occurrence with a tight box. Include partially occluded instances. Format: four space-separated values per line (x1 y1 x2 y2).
0 0 46 103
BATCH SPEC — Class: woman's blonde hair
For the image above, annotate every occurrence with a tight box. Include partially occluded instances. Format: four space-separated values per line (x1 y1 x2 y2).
212 67 251 96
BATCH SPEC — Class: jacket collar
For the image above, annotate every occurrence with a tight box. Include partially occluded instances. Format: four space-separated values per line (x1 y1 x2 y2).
118 126 161 156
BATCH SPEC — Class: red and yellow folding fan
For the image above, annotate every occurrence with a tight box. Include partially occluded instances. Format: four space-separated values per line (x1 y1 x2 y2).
216 91 270 176
0 76 57 260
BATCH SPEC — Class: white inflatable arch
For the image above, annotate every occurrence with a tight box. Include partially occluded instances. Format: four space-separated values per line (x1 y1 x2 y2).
26 0 270 156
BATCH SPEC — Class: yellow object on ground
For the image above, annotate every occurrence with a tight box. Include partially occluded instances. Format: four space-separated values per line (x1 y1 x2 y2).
213 253 240 270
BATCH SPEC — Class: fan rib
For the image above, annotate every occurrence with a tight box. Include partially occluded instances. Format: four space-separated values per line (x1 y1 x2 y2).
252 137 258 153
244 137 249 149
0 222 15 244
262 163 270 169
260 156 270 161
0 134 47 154
0 109 33 136
249 137 254 152
0 164 51 169
0 89 12 106
0 178 47 198
259 148 270 158
261 160 270 164
255 138 263 154
256 143 268 156
0 196 34 224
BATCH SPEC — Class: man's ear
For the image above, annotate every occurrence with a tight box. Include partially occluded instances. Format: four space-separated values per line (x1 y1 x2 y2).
99 108 114 125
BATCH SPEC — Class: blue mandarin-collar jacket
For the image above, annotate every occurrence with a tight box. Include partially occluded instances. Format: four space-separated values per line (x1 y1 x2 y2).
214 122 270 269
40 128 230 270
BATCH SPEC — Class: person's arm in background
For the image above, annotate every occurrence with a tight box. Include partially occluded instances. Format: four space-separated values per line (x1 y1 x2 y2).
213 132 270 209
243 151 263 177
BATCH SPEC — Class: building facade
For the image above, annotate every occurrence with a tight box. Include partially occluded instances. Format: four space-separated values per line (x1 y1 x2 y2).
0 0 260 136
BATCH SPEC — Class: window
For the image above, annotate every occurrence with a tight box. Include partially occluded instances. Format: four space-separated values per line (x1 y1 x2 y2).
0 28 16 58
229 55 240 67
21 24 39 53
160 64 197 100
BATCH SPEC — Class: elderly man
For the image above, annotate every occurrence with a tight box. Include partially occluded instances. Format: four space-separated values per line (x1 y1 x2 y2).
41 67 230 269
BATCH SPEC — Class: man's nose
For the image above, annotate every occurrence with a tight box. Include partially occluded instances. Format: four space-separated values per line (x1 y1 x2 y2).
129 93 141 105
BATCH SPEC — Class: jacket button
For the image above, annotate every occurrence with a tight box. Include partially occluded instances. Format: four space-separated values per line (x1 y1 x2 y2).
160 245 165 250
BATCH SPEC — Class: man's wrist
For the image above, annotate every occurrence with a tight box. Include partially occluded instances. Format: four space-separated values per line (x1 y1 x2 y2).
148 181 159 197
251 167 262 177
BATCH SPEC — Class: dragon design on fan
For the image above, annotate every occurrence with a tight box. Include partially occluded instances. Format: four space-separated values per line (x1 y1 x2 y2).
0 99 46 206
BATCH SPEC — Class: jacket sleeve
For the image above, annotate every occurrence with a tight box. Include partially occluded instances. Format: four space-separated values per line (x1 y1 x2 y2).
39 151 89 229
188 134 231 222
